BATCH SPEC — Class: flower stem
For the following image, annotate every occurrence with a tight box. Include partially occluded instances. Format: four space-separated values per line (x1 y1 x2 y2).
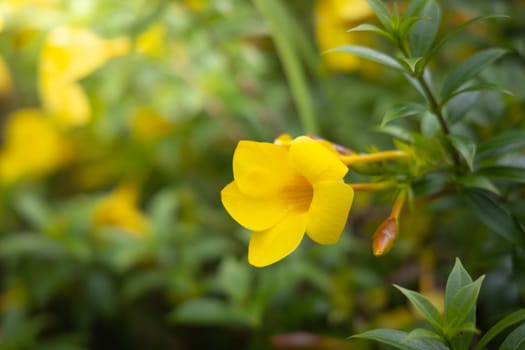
350 181 395 192
339 150 409 166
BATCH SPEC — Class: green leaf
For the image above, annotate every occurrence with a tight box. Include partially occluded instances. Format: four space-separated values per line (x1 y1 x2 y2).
445 91 480 125
347 23 393 40
409 0 441 57
350 329 448 350
394 285 443 332
426 15 509 61
445 258 473 312
0 234 65 260
442 82 514 106
325 45 403 70
420 110 440 137
398 56 425 74
477 130 525 160
403 328 445 343
441 48 507 100
364 0 392 30
169 298 253 326
374 125 415 143
459 175 500 195
474 309 525 350
450 135 476 171
499 322 525 350
445 276 485 330
382 103 426 126
477 166 525 184
464 188 524 244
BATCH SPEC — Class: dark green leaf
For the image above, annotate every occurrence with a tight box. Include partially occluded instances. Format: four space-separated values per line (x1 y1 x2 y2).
445 91 480 125
474 309 525 350
409 0 441 56
445 258 473 312
477 166 525 184
420 111 440 137
364 0 392 30
347 23 393 40
499 322 525 350
374 125 415 143
403 328 445 343
325 45 403 70
464 188 524 244
477 130 525 160
445 276 485 330
450 135 476 171
442 83 513 106
441 48 507 99
169 298 253 326
382 103 426 126
0 234 65 259
350 329 447 350
394 285 443 332
459 175 500 195
427 15 509 60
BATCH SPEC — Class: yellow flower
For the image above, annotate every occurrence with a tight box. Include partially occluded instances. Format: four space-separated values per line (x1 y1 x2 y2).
315 0 376 72
0 109 70 183
0 56 12 96
39 27 130 127
92 183 149 237
221 136 354 267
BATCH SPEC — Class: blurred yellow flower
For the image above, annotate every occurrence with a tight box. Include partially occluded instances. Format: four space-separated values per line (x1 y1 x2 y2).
0 109 71 183
315 0 375 72
39 27 130 127
130 107 174 142
92 183 150 237
0 56 12 97
136 22 166 57
221 136 354 267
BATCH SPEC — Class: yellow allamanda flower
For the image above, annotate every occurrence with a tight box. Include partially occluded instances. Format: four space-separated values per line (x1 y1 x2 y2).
92 183 150 237
39 27 130 127
0 109 71 184
315 0 376 72
221 136 355 267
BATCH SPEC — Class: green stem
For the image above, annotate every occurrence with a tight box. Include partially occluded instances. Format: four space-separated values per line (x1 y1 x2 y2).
252 0 318 135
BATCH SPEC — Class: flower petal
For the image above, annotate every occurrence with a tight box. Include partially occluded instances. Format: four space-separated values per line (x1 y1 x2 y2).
306 181 354 244
233 140 292 198
289 136 348 183
221 181 288 231
248 211 306 267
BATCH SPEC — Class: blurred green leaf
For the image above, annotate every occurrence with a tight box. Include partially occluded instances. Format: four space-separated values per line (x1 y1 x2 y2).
350 329 448 350
402 328 444 343
499 322 525 350
0 234 65 259
325 45 403 70
442 83 513 106
477 130 525 160
169 298 253 326
474 309 525 350
476 166 525 184
441 48 507 100
381 103 426 126
444 91 480 125
409 0 441 57
365 0 392 30
420 110 440 137
347 23 393 41
394 285 443 332
450 135 476 171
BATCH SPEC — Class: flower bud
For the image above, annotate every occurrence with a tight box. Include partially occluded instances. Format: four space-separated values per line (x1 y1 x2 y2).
372 216 398 256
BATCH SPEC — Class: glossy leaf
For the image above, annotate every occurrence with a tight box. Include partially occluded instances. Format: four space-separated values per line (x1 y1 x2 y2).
477 130 525 160
382 103 427 126
350 329 448 350
499 322 525 350
441 48 507 100
325 45 403 70
409 0 441 57
450 135 476 171
365 0 392 30
445 276 485 329
464 188 523 244
394 285 443 332
477 166 525 184
347 23 393 41
474 309 525 350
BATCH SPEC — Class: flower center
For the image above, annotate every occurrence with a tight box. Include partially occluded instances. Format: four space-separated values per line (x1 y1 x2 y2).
281 174 313 212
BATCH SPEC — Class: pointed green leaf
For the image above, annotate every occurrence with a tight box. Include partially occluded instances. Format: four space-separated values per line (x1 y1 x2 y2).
445 258 473 312
474 309 525 350
403 328 445 343
450 135 476 171
405 0 426 18
364 0 392 30
398 56 425 74
420 111 440 137
477 130 525 160
442 83 514 105
399 17 426 42
427 15 509 60
499 322 525 350
325 45 403 70
394 285 443 332
464 188 523 244
374 125 415 143
350 329 448 350
441 48 507 99
382 103 427 126
347 23 394 40
445 91 480 125
409 0 441 56
477 166 525 184
459 175 500 195
445 276 484 330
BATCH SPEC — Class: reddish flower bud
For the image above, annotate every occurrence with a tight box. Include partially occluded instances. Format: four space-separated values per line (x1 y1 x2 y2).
372 216 398 256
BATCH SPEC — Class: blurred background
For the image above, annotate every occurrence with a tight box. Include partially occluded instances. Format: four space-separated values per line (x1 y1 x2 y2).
0 0 524 349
